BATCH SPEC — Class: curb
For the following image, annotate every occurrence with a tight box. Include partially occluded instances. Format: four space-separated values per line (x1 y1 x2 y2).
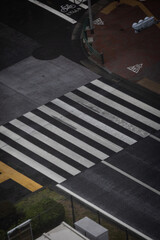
71 0 160 101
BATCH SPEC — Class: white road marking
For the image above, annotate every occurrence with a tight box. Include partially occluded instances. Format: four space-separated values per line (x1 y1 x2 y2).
53 98 137 145
150 134 160 142
127 63 143 73
11 118 96 168
39 105 123 153
0 140 66 183
0 126 80 176
92 79 160 118
23 113 107 160
57 184 153 240
69 0 88 9
78 85 160 130
27 0 77 24
102 161 160 196
66 92 149 138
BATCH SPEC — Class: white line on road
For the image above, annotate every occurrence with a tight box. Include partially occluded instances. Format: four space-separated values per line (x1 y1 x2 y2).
27 0 77 24
66 91 149 138
11 118 95 168
102 161 160 196
0 126 80 176
0 140 66 183
92 79 160 118
53 98 137 145
38 105 122 153
69 0 88 9
150 134 160 142
23 113 107 160
57 184 153 240
78 85 160 130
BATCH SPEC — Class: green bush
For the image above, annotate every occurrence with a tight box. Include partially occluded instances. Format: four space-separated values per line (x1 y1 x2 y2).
16 195 65 237
0 201 18 230
0 229 6 240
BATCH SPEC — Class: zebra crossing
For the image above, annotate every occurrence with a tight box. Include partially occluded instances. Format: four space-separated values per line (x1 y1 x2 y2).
0 78 160 186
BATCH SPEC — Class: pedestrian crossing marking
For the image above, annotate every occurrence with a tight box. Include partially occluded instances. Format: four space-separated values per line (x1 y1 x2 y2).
0 126 80 176
0 78 160 186
77 85 160 130
11 118 96 167
65 91 149 138
0 140 66 183
53 98 137 144
38 105 123 152
92 79 160 118
0 161 42 191
23 113 107 160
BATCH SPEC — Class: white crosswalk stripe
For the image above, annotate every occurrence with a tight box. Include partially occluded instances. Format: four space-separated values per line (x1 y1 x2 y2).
10 118 96 167
92 79 160 118
38 105 123 152
52 98 137 145
78 85 160 130
65 91 149 138
0 78 160 185
24 112 108 160
0 140 66 183
0 126 80 176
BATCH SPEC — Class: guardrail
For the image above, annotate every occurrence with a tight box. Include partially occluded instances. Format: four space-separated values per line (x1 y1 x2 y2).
82 18 104 65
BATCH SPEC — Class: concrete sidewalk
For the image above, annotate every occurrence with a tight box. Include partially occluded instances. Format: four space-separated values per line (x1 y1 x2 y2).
88 0 160 94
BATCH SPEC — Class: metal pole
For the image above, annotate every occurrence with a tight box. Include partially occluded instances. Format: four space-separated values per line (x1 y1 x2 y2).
71 196 76 226
87 0 94 34
125 228 129 240
97 211 101 224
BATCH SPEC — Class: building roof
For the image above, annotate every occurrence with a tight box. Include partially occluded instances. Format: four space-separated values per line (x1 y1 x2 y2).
36 222 89 240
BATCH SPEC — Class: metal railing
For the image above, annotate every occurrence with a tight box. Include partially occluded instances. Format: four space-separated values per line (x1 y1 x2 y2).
82 18 104 65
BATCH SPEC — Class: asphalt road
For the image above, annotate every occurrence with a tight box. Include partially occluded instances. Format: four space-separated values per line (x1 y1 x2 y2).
0 0 81 68
0 0 100 125
0 1 160 240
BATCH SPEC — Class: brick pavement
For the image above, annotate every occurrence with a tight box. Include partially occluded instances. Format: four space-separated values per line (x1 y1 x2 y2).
88 0 160 94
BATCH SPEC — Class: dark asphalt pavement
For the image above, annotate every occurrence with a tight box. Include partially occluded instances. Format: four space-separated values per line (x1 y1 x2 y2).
61 136 160 240
0 1 160 240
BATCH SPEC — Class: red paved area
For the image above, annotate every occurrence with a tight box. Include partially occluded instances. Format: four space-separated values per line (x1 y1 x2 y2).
89 0 160 90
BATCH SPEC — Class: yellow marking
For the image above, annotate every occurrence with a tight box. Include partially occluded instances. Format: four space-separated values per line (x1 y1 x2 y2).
101 1 118 15
138 78 160 94
101 0 160 29
0 161 42 192
0 173 9 183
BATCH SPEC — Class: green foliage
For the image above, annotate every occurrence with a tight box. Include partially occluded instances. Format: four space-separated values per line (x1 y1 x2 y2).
16 192 65 237
0 229 6 240
0 190 65 238
0 201 18 230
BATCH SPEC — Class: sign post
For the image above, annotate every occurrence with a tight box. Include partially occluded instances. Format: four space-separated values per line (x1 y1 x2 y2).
87 0 94 33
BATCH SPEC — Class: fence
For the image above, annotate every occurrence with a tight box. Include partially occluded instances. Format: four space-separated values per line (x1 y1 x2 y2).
54 186 144 240
7 220 33 240
82 18 104 65
6 187 146 240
